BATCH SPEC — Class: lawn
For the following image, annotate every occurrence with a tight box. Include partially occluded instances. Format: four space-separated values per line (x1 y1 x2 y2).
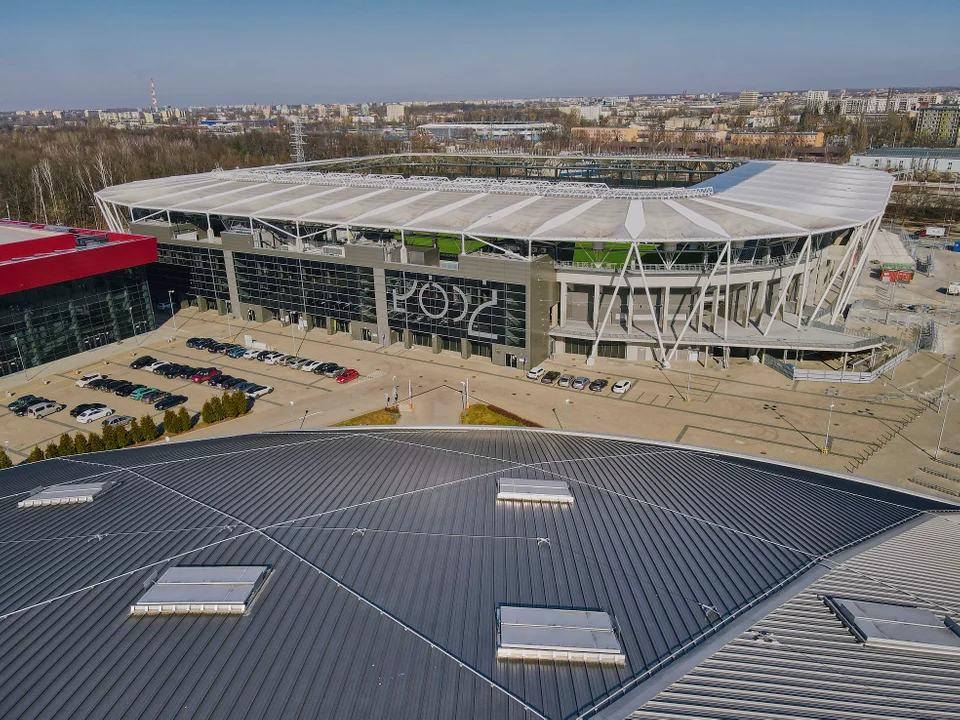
333 407 401 426
461 404 540 427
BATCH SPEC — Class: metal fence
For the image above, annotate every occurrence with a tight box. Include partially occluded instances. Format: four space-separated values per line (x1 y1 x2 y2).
763 349 911 383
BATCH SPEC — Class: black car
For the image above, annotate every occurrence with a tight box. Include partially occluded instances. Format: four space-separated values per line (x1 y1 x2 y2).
14 399 50 416
321 363 343 377
185 338 205 349
86 378 109 390
222 377 246 389
70 402 105 418
178 367 200 380
141 390 167 403
255 350 273 361
588 379 609 392
116 383 144 397
129 355 155 370
110 380 134 393
7 394 39 412
540 371 561 385
207 343 226 354
161 365 185 379
99 379 125 392
155 394 187 411
209 375 232 388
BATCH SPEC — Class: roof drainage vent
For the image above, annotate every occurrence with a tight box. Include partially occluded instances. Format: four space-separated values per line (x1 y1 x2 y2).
131 566 269 616
496 606 626 664
497 478 574 504
18 482 115 508
824 596 960 657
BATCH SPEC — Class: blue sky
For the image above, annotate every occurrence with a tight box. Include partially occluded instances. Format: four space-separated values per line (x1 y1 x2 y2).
1 0 958 110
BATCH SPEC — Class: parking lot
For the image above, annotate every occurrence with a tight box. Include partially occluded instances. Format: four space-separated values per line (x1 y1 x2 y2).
0 305 957 500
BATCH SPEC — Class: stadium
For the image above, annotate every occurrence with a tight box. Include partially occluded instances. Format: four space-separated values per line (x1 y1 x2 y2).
0 428 957 719
94 153 895 369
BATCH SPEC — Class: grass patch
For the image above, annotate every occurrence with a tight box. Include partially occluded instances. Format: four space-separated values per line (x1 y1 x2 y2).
334 407 401 427
461 404 541 427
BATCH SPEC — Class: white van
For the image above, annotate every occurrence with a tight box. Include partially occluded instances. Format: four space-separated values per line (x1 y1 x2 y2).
948 281 960 296
28 401 65 419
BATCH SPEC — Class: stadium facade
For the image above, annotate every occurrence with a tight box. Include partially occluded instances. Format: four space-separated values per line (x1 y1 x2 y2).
95 153 894 368
0 428 956 720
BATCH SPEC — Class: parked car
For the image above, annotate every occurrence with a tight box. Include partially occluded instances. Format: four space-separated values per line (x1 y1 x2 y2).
155 395 187 411
15 399 50 417
131 386 158 400
265 353 289 366
76 373 105 388
146 360 170 373
287 357 309 369
28 401 66 419
103 415 134 427
177 366 200 380
234 382 258 393
227 347 248 359
209 375 232 389
160 365 184 379
255 350 274 362
87 378 110 390
70 402 105 417
571 376 589 390
222 377 246 389
588 379 608 392
191 368 219 383
557 374 573 388
78 406 114 423
155 301 175 312
527 366 546 380
116 383 144 397
322 364 344 378
245 385 274 398
242 348 261 360
301 360 324 373
129 355 156 370
142 390 169 404
111 381 135 394
7 394 39 412
541 371 561 385
99 379 125 392
612 379 632 394
336 369 359 384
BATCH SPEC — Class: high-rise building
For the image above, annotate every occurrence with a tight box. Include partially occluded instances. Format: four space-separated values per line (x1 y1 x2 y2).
576 105 601 122
916 105 960 146
739 90 759 111
805 90 829 113
385 103 405 123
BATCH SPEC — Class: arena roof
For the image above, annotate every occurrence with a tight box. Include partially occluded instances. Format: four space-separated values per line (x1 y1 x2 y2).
0 428 953 720
96 157 894 243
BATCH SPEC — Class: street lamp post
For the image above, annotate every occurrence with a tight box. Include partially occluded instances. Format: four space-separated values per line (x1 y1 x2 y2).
823 400 835 453
168 291 177 330
938 354 955 414
686 358 692 403
936 395 955 460
460 381 467 412
10 336 26 378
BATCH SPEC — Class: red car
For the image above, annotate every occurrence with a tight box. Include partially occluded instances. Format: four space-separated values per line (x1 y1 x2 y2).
191 368 219 383
336 369 359 384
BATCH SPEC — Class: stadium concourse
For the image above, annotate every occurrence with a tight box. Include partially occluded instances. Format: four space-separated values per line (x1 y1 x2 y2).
0 428 958 719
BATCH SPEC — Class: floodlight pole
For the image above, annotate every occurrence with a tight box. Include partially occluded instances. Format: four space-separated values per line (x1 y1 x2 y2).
823 400 835 454
168 290 177 330
938 354 955 414
11 336 26 378
936 396 953 460
128 306 139 346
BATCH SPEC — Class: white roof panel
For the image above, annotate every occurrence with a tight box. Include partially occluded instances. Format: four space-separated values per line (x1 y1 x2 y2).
498 606 625 663
19 482 112 508
130 565 268 615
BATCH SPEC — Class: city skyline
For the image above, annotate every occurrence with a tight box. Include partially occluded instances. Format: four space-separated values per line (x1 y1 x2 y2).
2 0 959 110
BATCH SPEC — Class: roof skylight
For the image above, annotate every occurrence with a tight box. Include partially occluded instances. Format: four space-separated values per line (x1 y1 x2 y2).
497 478 574 504
131 566 269 616
497 606 626 664
18 482 114 508
824 596 960 657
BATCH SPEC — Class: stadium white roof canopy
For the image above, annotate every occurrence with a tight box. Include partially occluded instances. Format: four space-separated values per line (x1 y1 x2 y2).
97 158 894 243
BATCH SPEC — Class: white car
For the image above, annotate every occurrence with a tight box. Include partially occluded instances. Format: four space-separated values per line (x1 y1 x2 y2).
245 385 274 398
301 360 324 372
611 380 632 394
77 406 114 424
527 366 546 380
265 354 289 366
242 348 261 360
146 360 170 373
76 373 105 388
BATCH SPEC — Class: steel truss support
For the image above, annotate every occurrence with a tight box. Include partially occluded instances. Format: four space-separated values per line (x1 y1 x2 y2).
797 236 812 328
809 224 863 324
666 243 729 362
762 235 811 336
833 217 881 322
637 254 669 367
587 242 636 366
465 234 531 262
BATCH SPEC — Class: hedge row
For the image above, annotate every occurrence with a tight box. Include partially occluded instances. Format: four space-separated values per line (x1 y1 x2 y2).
23 414 162 463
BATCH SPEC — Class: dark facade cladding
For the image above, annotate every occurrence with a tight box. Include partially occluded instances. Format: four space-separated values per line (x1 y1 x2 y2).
0 267 154 377
386 269 526 348
147 243 230 301
233 252 376 325
0 429 952 720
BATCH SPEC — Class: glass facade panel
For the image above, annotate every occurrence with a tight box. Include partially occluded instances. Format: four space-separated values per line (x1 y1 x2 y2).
0 268 155 378
564 338 626 359
148 243 230 300
233 252 375 324
386 270 526 348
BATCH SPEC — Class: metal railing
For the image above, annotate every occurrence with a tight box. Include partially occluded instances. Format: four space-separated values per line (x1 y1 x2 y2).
554 251 803 275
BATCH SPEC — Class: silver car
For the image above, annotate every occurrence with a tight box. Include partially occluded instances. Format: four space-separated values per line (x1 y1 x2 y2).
27 401 66 419
571 376 589 390
557 374 573 388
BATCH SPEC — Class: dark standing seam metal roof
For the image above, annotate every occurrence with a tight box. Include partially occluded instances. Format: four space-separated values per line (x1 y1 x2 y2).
0 429 953 720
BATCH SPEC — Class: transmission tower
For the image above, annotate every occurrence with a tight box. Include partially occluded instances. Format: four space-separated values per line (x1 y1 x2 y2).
150 78 159 112
290 115 306 163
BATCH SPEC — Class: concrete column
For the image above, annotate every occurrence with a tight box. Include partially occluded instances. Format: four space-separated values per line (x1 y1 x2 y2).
221 249 242 316
592 284 601 329
461 340 472 359
559 281 568 328
756 279 768 321
197 297 209 312
403 329 412 348
216 299 228 316
431 334 441 354
626 285 635 329
712 286 721 331
373 267 390 345
742 282 753 328
303 315 315 331
696 288 705 333
661 285 670 330
326 319 336 336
